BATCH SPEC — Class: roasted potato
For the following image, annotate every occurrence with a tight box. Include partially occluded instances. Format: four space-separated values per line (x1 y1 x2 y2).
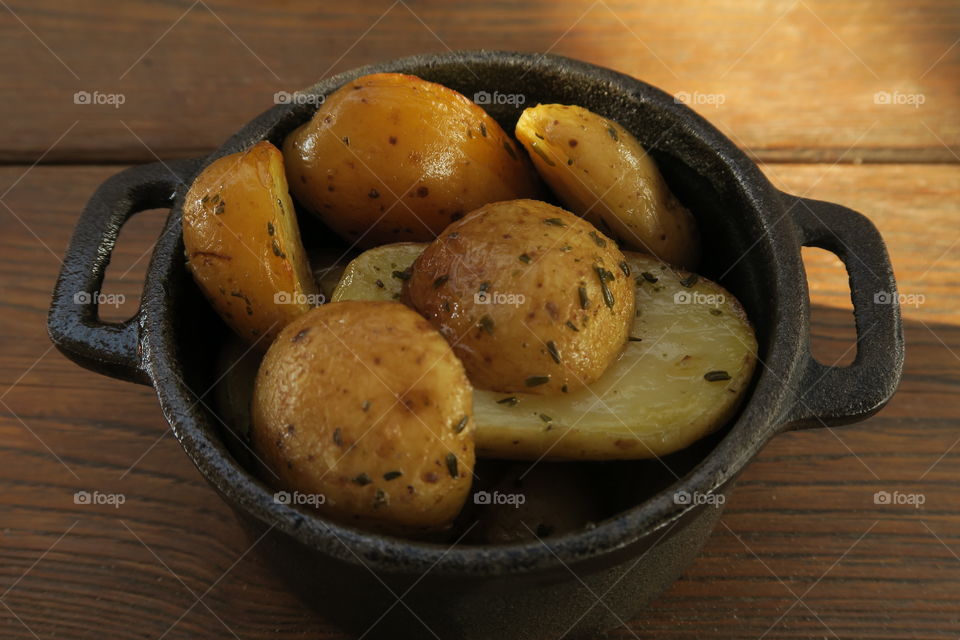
251 301 475 533
330 242 422 302
283 73 541 248
331 242 426 303
473 251 756 460
334 244 757 460
404 200 635 395
183 141 318 344
516 104 700 269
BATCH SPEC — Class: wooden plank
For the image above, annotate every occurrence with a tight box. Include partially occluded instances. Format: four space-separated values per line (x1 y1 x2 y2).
0 0 957 165
768 162 959 326
0 163 957 637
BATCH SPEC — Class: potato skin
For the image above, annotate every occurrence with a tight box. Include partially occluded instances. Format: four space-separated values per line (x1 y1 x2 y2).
251 301 474 533
283 73 541 248
330 243 758 461
404 199 635 395
183 141 318 345
516 104 700 269
472 251 758 460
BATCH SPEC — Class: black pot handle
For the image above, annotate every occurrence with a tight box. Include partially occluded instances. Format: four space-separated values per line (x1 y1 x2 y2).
780 194 904 428
47 158 203 385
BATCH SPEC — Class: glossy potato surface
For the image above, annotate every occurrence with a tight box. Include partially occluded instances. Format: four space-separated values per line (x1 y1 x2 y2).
284 73 540 248
516 104 700 269
183 141 317 344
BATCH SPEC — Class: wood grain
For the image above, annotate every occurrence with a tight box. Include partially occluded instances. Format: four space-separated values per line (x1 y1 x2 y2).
0 161 957 638
0 0 957 165
1 1 958 636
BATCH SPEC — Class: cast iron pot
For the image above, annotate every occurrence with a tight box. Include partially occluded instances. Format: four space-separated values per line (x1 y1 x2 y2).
48 51 903 639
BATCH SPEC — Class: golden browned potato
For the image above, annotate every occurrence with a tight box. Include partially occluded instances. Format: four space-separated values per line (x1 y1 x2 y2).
516 104 700 269
183 141 318 344
283 73 541 248
404 199 635 395
251 301 475 533
334 243 758 461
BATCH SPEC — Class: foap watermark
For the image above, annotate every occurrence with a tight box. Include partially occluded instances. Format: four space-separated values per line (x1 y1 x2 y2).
674 91 726 109
73 290 125 307
473 490 526 508
74 90 126 109
673 490 725 507
674 290 725 307
274 90 325 106
474 290 526 307
74 490 126 509
874 490 925 509
274 291 327 305
274 490 326 507
874 290 925 308
473 90 526 107
873 90 925 108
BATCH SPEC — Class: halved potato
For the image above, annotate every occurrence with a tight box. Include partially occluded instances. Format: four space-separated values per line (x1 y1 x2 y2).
516 104 700 269
331 242 426 303
333 243 757 460
183 141 318 344
283 73 541 248
403 200 635 395
251 301 475 533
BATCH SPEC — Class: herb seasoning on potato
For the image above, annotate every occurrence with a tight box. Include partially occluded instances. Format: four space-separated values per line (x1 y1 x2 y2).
403 199 635 395
250 301 475 533
327 242 757 461
516 104 701 269
182 141 318 345
185 74 760 537
283 73 541 248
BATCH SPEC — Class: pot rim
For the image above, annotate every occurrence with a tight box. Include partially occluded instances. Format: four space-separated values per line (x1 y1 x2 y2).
143 50 805 577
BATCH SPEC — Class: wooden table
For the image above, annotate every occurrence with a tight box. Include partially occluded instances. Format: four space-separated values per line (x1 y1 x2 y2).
1 1 957 638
